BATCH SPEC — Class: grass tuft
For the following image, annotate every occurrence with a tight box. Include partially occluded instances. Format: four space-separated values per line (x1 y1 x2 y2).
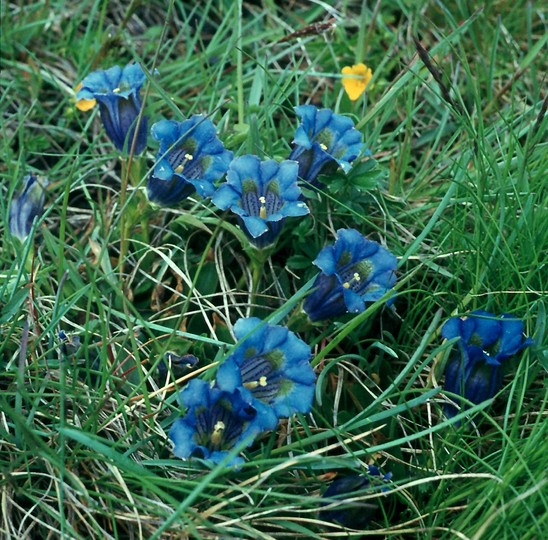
1 1 546 538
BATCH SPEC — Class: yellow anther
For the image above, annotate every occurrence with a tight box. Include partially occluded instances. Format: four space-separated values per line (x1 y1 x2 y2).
113 87 121 93
244 376 268 389
320 143 328 151
211 420 225 445
343 272 361 289
174 154 193 174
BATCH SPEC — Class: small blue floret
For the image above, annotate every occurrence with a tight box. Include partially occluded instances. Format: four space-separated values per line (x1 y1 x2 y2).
319 465 392 528
215 317 315 430
303 228 397 322
441 310 533 417
288 105 365 188
148 116 233 205
212 155 309 248
9 173 49 242
76 63 149 154
169 379 266 467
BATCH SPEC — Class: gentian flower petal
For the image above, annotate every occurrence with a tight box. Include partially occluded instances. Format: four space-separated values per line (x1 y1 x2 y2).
231 316 268 351
170 418 199 461
304 228 397 322
498 314 534 359
212 155 309 248
464 310 502 351
148 116 233 205
241 215 271 238
9 174 49 242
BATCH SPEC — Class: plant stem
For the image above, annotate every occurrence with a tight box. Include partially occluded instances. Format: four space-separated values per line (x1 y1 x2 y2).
249 247 271 315
118 157 130 276
236 0 244 126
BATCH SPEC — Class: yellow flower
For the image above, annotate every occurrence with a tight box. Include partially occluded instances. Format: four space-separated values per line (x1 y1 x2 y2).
341 63 373 101
74 82 97 111
75 98 97 111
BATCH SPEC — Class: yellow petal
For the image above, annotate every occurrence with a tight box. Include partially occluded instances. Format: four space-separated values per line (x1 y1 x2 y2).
341 63 373 101
76 98 97 111
74 82 97 111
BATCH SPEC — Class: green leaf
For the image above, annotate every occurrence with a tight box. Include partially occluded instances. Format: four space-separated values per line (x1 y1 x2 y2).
0 285 29 324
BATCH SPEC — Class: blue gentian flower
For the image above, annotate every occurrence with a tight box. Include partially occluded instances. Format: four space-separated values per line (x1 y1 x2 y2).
215 317 315 430
169 379 266 467
441 310 533 417
288 105 365 188
212 155 309 248
303 229 397 322
76 63 148 154
148 116 233 205
319 466 393 529
58 331 82 358
58 331 102 385
9 174 49 242
157 352 199 381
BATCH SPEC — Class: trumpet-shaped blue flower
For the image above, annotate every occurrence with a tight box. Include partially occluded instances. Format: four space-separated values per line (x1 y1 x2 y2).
319 466 393 529
9 174 49 242
303 229 397 322
441 310 533 417
58 330 82 358
157 352 199 382
216 317 315 430
288 105 365 188
169 379 266 467
148 116 233 205
212 155 309 248
76 63 148 154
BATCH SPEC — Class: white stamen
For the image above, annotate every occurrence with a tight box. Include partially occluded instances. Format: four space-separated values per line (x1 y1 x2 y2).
211 421 225 445
259 196 267 219
244 376 268 389
343 272 361 289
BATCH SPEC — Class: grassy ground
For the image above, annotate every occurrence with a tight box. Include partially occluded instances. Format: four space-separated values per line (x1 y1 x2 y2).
1 0 546 538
